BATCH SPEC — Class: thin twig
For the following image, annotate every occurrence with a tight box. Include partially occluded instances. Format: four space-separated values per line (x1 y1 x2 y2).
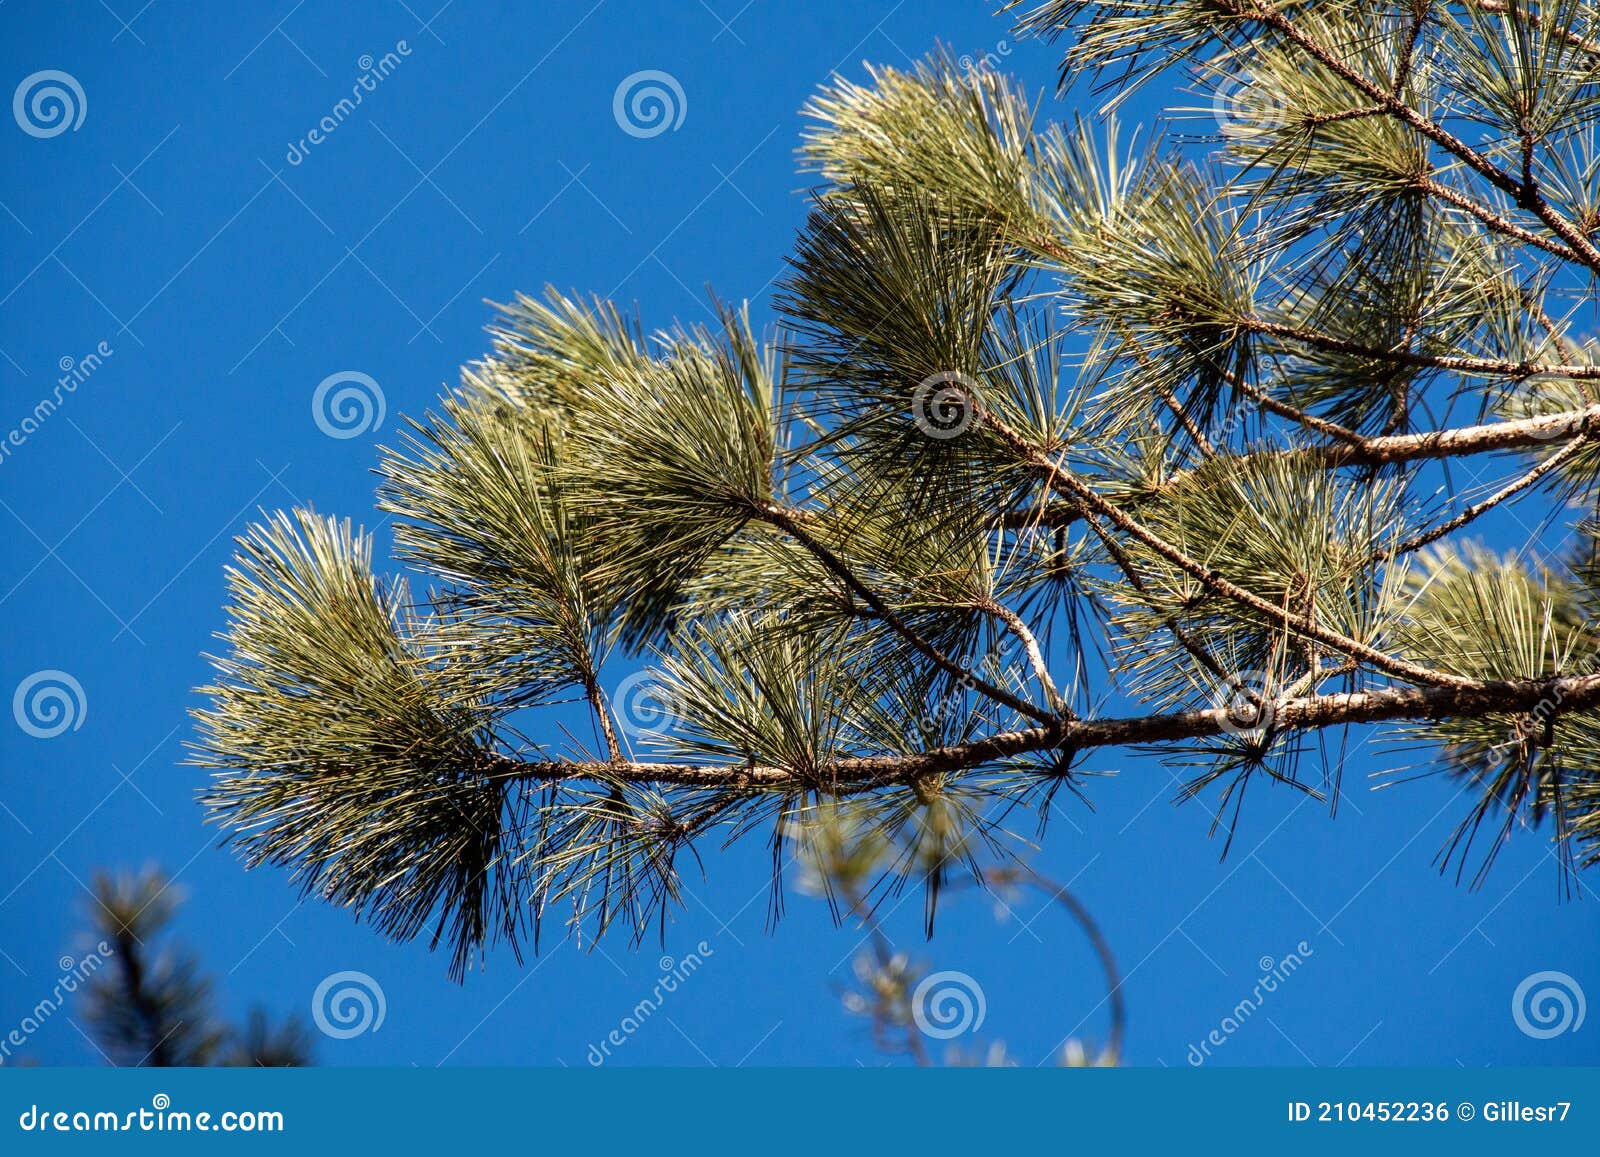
982 597 1070 716
1381 434 1591 560
984 408 1477 689
756 502 1057 724
980 866 1125 1064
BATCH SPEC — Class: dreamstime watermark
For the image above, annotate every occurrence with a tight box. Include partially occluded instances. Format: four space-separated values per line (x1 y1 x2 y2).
1512 970 1585 1040
285 41 411 165
585 943 715 1064
613 70 686 138
1209 66 1293 141
312 370 385 438
0 944 113 1065
911 371 982 440
958 39 1013 73
17 1095 283 1134
911 970 987 1040
612 669 686 741
1481 680 1570 769
0 341 113 468
311 970 386 1039
1214 669 1279 740
13 70 85 137
1186 941 1315 1065
912 638 1027 741
13 670 87 739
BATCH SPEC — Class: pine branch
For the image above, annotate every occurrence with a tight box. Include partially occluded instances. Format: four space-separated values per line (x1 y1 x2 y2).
1248 2 1600 270
196 11 1600 968
1220 365 1370 447
582 668 623 762
494 673 1600 791
979 866 1125 1063
1012 402 1600 531
1417 175 1583 261
982 405 1477 689
1466 0 1600 59
83 869 313 1067
1242 317 1600 381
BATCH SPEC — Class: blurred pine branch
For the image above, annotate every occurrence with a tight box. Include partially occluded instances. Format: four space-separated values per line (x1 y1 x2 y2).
83 867 313 1067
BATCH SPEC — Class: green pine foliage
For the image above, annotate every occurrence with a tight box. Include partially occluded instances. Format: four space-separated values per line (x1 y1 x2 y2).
196 2 1600 976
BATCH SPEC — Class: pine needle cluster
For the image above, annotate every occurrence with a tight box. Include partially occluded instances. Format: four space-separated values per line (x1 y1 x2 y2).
196 2 1600 975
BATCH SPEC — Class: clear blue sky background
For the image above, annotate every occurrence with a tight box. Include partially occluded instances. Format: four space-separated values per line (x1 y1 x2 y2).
1 0 1595 1068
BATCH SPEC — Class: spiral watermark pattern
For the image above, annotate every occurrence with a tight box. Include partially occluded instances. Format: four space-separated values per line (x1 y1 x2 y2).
13 70 86 138
911 970 987 1040
1214 670 1277 739
13 669 86 738
911 371 981 440
312 371 385 439
1210 68 1291 142
613 70 686 138
1512 970 1586 1040
311 970 386 1039
612 669 684 739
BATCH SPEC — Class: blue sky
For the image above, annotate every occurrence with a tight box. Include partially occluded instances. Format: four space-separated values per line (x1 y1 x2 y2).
1 0 1595 1068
